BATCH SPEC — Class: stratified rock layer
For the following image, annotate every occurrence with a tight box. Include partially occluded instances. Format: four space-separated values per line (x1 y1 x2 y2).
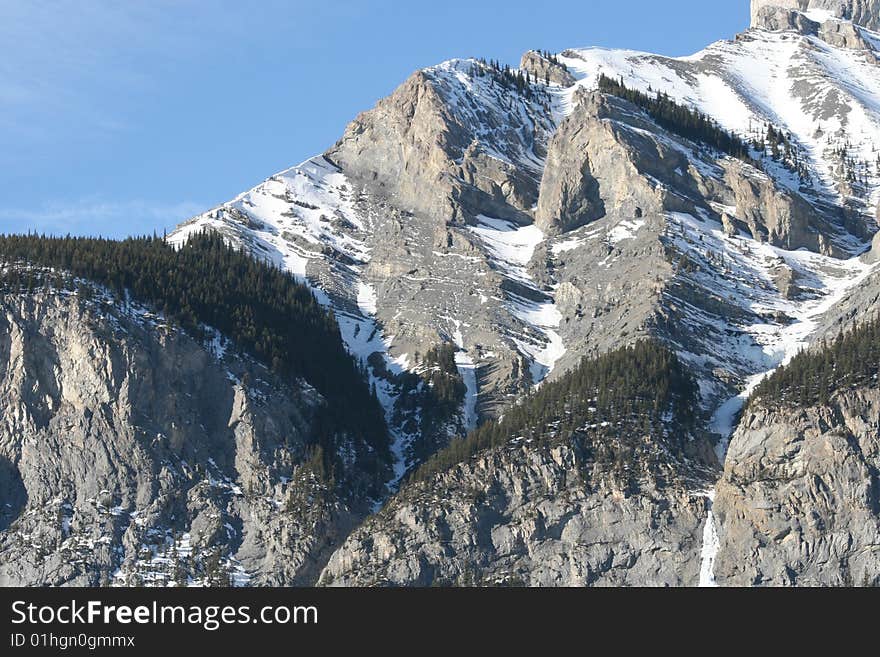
714 388 880 586
0 291 366 586
321 442 711 587
752 0 880 30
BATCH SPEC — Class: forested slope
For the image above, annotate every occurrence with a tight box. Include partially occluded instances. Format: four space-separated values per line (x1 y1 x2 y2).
0 232 391 489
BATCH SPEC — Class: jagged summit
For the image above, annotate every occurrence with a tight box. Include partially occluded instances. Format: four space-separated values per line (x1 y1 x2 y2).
171 4 880 473
751 0 880 30
6 0 878 587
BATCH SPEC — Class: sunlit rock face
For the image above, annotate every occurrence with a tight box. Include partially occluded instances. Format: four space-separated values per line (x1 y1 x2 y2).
751 0 880 30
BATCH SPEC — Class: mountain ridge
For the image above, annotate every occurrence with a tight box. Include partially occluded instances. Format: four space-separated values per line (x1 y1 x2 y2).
752 0 880 30
3 1 880 586
172 18 880 444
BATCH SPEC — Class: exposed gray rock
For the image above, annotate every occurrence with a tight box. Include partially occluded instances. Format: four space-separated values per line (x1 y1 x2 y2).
752 5 821 33
520 50 576 87
722 161 841 255
752 0 880 31
536 90 832 252
752 1 880 49
0 290 368 586
770 261 803 299
325 60 552 227
721 212 739 237
809 223 880 342
819 18 874 49
714 388 880 586
536 90 699 236
321 440 714 587
174 21 878 456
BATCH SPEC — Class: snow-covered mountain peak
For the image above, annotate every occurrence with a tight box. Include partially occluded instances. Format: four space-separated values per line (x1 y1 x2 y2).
171 2 880 486
557 23 880 230
752 0 880 30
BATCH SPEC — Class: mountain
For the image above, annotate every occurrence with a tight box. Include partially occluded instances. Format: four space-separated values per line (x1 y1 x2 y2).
715 314 880 585
752 0 880 31
3 1 880 586
0 236 390 586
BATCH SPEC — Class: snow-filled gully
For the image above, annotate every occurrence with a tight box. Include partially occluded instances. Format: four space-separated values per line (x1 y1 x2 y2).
697 248 878 586
468 215 567 384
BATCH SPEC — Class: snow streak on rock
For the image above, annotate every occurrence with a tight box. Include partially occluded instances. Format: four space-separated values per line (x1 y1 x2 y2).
699 490 720 587
468 215 566 384
669 207 878 583
560 28 880 224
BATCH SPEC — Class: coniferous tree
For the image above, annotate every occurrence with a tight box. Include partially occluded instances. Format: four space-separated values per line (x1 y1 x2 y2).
597 74 753 163
0 232 393 494
750 315 880 410
411 340 699 485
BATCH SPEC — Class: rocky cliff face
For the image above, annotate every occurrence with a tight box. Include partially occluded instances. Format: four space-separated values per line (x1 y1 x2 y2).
520 51 576 88
752 0 880 30
714 388 880 586
751 0 880 48
0 289 369 586
7 1 880 586
321 425 714 587
326 62 553 227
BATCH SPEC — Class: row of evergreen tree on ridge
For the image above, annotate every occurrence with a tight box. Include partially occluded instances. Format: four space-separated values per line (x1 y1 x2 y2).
472 57 551 97
750 315 880 409
597 74 815 183
411 340 700 484
0 232 392 494
597 74 755 162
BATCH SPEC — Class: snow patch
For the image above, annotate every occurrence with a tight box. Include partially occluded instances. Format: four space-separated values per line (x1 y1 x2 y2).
468 215 567 382
508 293 566 383
607 218 646 244
552 238 584 255
802 8 837 23
455 351 479 432
469 215 545 285
699 490 720 588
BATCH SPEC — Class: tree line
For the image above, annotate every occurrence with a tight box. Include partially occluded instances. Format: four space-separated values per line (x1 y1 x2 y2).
0 231 392 493
395 343 468 463
472 58 551 97
597 74 754 163
750 316 880 409
410 340 699 485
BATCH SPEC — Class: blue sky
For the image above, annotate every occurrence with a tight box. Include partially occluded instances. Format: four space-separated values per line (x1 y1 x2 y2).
0 1 748 238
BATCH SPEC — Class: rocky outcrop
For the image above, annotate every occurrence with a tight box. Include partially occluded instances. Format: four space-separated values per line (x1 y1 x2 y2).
325 60 553 227
751 1 879 51
520 50 576 87
722 163 841 254
321 438 714 587
752 5 821 33
752 0 880 31
714 388 880 586
536 91 696 235
536 90 829 252
818 18 874 48
0 290 368 586
325 70 466 225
